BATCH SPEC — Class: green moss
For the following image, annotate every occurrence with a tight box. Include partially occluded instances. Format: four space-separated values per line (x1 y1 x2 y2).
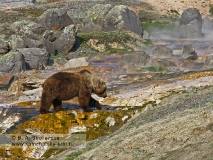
49 51 67 60
77 31 134 53
143 40 153 47
210 5 213 16
0 52 17 63
146 66 166 72
78 31 131 44
142 21 176 33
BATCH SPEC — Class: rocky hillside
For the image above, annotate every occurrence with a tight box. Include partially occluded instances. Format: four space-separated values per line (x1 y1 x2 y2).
52 85 213 160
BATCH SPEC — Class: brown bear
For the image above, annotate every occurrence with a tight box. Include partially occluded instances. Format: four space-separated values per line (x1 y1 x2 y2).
40 70 107 114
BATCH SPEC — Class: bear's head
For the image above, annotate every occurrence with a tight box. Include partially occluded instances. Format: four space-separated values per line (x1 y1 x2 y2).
92 76 107 98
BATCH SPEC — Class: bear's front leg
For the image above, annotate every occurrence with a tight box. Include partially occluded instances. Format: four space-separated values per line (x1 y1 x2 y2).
40 91 52 114
53 99 64 112
89 97 101 110
78 91 93 112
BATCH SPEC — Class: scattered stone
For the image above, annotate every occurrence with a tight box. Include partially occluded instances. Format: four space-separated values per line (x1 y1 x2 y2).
0 72 14 89
10 20 45 35
119 75 127 79
0 51 26 74
181 45 198 60
0 40 9 55
180 8 202 39
152 46 173 59
203 55 213 69
105 117 115 127
202 16 213 34
120 51 150 67
8 35 27 51
18 88 42 102
17 48 49 70
122 115 129 121
43 25 77 55
64 57 89 69
68 126 87 134
37 8 74 30
84 4 143 36
81 21 102 33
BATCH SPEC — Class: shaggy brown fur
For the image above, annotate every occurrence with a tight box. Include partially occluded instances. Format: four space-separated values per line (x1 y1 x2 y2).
40 70 107 114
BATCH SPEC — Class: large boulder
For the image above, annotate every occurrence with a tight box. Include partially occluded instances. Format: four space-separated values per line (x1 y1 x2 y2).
83 4 143 36
64 57 89 69
0 40 9 55
8 35 27 50
0 51 26 74
152 46 173 59
17 48 49 70
43 24 77 55
202 16 213 34
181 45 198 60
81 21 102 33
180 8 202 39
37 8 74 30
9 33 43 51
10 20 45 35
120 51 150 67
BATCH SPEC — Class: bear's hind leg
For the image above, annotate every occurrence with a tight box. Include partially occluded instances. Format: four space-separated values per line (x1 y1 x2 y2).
53 99 64 112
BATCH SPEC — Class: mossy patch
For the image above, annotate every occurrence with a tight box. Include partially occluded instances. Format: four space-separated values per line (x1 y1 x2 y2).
140 66 166 73
76 31 142 53
142 21 177 33
0 51 17 63
0 109 130 159
209 5 213 16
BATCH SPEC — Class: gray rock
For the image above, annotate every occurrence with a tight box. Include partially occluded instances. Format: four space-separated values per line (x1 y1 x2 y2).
180 19 203 39
85 4 112 27
24 37 44 48
104 5 143 36
8 35 27 50
181 45 198 60
18 87 42 102
37 8 74 30
152 46 173 59
120 51 150 67
203 55 213 68
10 20 45 35
81 21 102 33
84 4 143 36
0 72 14 89
17 48 49 70
43 25 77 55
0 51 26 74
8 21 45 49
0 40 9 55
64 57 89 69
180 8 202 28
202 16 213 34
180 8 202 39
